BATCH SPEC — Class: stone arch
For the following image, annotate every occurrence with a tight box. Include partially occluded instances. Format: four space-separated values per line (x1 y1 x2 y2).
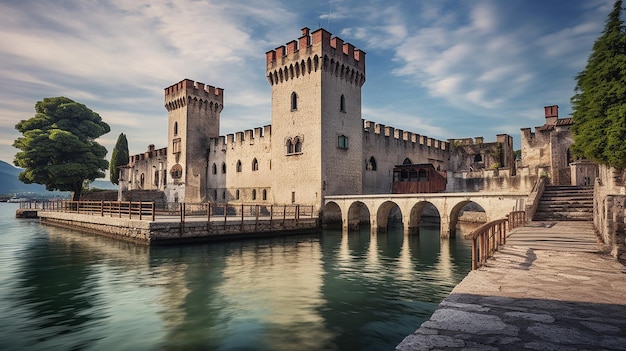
347 201 371 231
407 201 440 235
322 201 342 229
449 200 486 238
376 200 402 233
403 158 413 165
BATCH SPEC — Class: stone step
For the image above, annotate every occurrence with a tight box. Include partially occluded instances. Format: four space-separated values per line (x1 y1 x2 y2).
537 203 593 209
537 199 593 205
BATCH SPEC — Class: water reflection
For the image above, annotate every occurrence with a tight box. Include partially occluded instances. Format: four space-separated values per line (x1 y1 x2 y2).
0 204 472 351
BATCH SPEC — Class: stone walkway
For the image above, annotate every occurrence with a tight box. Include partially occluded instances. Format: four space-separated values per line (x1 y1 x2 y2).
396 221 626 351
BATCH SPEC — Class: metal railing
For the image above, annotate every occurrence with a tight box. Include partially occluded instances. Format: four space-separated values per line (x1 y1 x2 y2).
465 210 526 270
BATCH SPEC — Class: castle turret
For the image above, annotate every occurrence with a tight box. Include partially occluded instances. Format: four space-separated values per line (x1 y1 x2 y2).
266 27 366 209
164 79 223 202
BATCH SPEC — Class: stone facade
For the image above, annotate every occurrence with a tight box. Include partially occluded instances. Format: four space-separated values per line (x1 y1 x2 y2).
520 105 580 185
122 27 513 212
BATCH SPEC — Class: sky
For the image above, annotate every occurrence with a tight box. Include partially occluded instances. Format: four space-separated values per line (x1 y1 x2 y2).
0 0 617 167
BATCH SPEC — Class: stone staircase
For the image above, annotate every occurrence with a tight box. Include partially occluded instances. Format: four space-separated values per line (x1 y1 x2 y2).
532 185 594 221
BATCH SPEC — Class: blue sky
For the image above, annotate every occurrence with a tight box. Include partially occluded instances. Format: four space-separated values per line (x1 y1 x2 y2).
0 0 615 166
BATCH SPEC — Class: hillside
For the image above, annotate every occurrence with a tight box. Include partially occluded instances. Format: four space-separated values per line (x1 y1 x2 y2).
0 160 117 197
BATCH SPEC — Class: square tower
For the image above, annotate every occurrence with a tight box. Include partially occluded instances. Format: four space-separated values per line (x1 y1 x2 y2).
164 79 223 202
266 28 366 210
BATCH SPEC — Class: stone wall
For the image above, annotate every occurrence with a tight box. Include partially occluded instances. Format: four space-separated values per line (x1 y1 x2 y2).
447 167 537 193
39 211 319 245
593 165 626 259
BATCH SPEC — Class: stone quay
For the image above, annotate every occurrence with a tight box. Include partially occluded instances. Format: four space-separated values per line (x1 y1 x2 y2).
396 221 626 351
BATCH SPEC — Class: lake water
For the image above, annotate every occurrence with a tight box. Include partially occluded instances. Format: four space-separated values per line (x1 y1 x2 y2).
0 203 472 351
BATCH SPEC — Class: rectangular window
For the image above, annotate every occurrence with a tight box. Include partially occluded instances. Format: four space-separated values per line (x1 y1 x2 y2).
172 138 181 154
338 135 349 149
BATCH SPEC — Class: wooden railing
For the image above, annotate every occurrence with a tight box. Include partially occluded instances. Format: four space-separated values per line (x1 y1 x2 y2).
465 210 526 270
34 200 316 226
41 200 156 221
175 203 316 229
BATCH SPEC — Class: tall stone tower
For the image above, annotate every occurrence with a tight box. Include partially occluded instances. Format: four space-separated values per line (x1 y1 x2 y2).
164 79 223 203
266 28 366 209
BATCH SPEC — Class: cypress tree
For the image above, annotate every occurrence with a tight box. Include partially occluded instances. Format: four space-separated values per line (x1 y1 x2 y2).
571 0 626 169
110 133 129 185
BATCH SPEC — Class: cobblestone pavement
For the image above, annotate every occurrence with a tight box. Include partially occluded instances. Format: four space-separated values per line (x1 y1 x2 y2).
396 221 626 351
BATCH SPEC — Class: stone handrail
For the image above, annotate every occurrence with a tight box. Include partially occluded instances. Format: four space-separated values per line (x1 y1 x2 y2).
524 177 547 220
465 210 526 270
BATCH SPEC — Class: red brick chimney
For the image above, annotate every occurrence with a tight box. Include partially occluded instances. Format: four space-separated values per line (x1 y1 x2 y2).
544 105 558 125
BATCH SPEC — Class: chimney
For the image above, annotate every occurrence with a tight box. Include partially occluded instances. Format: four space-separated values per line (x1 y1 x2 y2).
544 105 558 125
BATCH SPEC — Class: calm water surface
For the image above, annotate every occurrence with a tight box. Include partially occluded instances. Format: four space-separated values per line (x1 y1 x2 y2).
0 203 472 350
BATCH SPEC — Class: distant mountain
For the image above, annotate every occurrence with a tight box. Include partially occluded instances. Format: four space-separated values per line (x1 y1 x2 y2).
0 160 117 196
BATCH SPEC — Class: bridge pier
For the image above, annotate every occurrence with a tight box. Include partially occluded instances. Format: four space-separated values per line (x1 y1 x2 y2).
404 222 419 235
440 219 451 239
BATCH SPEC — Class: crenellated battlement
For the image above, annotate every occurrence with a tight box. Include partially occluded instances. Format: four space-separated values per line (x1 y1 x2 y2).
266 27 366 87
208 125 272 152
363 120 449 152
129 144 168 166
164 79 224 112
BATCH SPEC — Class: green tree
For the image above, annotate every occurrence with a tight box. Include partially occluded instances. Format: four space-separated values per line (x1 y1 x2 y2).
13 97 111 201
571 0 626 169
109 133 129 185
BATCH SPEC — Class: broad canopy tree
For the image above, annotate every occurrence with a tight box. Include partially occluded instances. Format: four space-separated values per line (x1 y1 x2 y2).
571 0 626 169
13 97 111 200
109 133 129 185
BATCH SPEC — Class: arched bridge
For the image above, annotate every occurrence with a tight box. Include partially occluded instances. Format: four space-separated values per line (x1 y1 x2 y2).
323 192 528 238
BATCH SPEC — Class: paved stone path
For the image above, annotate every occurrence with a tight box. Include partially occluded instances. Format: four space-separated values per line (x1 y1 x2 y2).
396 221 626 351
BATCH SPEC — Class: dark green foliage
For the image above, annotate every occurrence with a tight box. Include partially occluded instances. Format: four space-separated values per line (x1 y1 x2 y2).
109 133 129 185
13 97 111 200
571 0 626 169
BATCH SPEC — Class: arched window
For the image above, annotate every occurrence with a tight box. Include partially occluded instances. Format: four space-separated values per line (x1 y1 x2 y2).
474 154 483 163
252 158 259 171
236 190 240 200
140 173 145 187
294 138 302 153
262 189 267 200
291 92 298 111
367 156 377 170
221 162 226 174
340 94 346 113
236 160 242 172
403 158 412 165
174 122 178 136
222 191 226 200
286 138 294 154
252 189 257 200
212 163 217 175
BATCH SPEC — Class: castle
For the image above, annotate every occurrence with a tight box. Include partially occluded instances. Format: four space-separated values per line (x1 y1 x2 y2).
122 27 520 211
